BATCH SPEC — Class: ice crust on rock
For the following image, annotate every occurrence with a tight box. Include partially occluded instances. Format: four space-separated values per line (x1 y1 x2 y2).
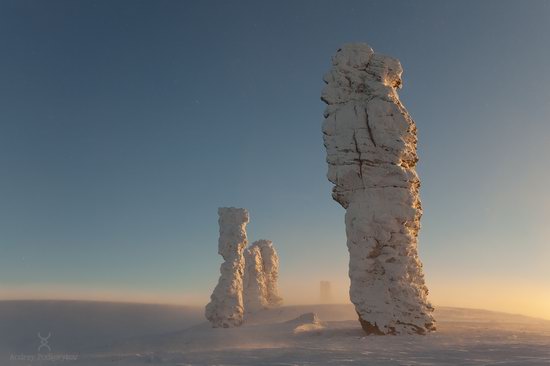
243 245 268 312
206 210 282 324
205 207 249 328
251 240 283 307
321 43 435 335
243 240 283 312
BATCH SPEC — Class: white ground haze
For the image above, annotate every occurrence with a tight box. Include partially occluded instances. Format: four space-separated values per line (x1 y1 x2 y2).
1 300 549 366
2 279 550 321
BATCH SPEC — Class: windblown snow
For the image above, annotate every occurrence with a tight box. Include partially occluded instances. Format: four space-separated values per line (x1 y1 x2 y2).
2 301 549 366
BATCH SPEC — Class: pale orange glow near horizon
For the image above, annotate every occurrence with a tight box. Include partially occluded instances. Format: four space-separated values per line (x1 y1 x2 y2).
0 284 203 306
3 280 549 321
428 280 550 321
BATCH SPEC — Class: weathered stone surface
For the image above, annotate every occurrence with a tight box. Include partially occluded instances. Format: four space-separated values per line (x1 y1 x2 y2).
321 43 435 335
251 240 283 307
243 245 268 313
205 207 249 328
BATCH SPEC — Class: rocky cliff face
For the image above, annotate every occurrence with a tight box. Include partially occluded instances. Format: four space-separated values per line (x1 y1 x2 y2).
205 207 249 328
321 43 435 335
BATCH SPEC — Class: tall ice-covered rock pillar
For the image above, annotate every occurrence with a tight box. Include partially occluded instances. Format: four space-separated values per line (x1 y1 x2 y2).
321 43 435 335
205 207 250 328
251 240 283 307
243 245 268 312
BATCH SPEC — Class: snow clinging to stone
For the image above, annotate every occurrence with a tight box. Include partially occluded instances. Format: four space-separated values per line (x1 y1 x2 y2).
243 245 268 312
321 43 435 335
250 239 283 308
205 207 249 328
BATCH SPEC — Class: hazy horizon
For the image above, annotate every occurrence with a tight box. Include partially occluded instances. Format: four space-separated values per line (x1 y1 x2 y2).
2 280 550 321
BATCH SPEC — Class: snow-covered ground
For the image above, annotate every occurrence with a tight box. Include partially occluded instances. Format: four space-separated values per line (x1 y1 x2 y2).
2 301 549 365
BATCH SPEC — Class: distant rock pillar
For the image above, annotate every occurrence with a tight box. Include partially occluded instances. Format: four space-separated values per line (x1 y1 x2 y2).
320 281 332 303
243 245 268 312
251 240 283 307
205 207 249 327
321 43 435 335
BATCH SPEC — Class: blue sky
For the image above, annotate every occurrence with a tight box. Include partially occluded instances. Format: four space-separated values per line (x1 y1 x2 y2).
1 0 549 318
